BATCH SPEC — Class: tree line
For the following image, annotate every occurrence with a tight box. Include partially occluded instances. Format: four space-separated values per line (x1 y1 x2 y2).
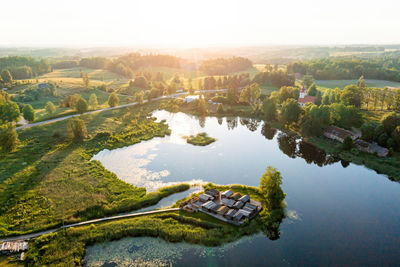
0 56 51 80
287 58 400 82
199 57 253 75
78 54 183 78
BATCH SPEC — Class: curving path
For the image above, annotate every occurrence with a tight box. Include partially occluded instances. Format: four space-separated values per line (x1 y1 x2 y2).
0 208 180 243
16 89 227 131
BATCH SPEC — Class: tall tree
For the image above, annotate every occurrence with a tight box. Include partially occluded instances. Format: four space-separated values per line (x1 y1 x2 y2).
68 117 87 141
76 97 88 113
259 166 285 210
45 101 56 116
108 92 119 107
22 104 35 122
0 101 20 122
307 83 317 96
262 98 277 121
358 75 366 88
280 99 302 125
1 70 13 84
340 85 363 108
314 90 322 106
302 75 314 88
82 73 90 88
89 93 98 109
0 123 18 152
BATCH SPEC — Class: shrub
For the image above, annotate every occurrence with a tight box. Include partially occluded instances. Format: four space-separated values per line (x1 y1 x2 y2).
76 97 88 113
22 104 35 122
68 117 87 140
108 92 119 107
342 136 354 150
45 101 56 116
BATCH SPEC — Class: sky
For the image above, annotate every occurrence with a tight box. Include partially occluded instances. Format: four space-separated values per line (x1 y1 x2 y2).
1 0 400 47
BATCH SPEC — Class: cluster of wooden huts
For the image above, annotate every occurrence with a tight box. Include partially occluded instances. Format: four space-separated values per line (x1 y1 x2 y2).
0 241 28 255
180 188 262 225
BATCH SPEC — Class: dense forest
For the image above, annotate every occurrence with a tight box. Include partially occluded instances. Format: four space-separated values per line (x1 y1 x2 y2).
79 54 182 78
200 57 253 75
0 56 51 79
287 58 400 81
253 70 295 87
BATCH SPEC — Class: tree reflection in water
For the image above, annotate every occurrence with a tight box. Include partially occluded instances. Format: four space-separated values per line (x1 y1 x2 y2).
261 123 277 140
277 133 297 158
226 117 238 130
198 116 206 128
240 118 261 132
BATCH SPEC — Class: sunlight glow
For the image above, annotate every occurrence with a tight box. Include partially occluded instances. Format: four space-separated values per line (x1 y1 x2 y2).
1 0 400 46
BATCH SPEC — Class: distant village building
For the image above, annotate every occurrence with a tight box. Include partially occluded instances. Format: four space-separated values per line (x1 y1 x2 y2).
298 84 316 107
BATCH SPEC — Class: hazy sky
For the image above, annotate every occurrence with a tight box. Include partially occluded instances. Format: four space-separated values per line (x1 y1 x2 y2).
2 0 400 47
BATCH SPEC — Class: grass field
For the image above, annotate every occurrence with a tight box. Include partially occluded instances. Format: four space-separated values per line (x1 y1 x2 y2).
25 183 283 266
0 100 195 237
315 79 400 90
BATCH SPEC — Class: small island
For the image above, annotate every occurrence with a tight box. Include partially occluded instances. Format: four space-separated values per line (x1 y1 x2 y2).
186 132 216 146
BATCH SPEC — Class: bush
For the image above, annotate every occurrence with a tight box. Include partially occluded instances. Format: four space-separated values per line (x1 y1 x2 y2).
45 101 56 116
0 123 18 152
76 97 88 113
68 117 87 140
342 136 354 150
22 104 35 122
108 92 119 107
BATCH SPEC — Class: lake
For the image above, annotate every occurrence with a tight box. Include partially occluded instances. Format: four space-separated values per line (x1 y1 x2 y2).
87 110 400 266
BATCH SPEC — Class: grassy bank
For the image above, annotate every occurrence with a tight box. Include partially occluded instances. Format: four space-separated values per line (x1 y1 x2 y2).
307 137 400 181
25 183 284 266
0 100 191 237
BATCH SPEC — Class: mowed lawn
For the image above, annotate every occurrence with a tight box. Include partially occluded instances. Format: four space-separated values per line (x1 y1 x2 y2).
315 79 400 89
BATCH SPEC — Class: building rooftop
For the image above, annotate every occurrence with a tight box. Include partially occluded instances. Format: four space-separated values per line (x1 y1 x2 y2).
324 126 355 140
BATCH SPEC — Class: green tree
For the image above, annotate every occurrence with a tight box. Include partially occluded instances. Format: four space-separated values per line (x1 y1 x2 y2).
302 75 314 88
0 101 20 122
300 115 322 137
259 166 285 210
82 73 90 88
340 85 363 108
1 70 13 83
76 97 88 113
392 126 400 149
342 136 354 150
358 75 366 88
0 123 18 152
381 112 400 135
108 92 119 107
262 98 277 121
360 122 377 141
45 101 56 116
315 90 322 106
280 99 302 125
89 93 98 109
307 83 317 96
136 91 144 105
68 117 87 141
22 104 35 122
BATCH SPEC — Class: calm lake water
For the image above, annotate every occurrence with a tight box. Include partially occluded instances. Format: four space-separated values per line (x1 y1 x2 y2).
87 110 400 266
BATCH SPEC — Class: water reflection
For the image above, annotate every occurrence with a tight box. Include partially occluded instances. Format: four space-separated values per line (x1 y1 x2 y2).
261 123 277 140
277 133 297 158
